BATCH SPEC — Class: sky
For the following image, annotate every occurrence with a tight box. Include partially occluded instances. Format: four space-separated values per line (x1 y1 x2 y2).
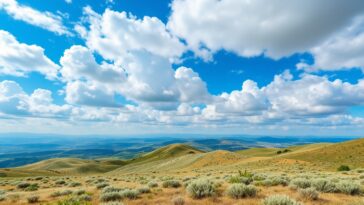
1 0 364 136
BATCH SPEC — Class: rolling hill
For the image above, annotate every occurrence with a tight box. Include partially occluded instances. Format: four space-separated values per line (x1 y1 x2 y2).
1 138 363 176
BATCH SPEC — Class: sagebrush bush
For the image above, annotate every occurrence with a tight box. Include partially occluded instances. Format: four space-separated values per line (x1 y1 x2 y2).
227 184 257 199
299 188 319 200
172 196 185 205
148 181 158 188
97 182 110 189
101 202 124 205
0 195 5 201
102 186 122 193
74 189 86 195
138 186 151 193
100 192 123 202
69 182 82 187
336 181 361 195
289 178 311 189
228 176 252 184
17 182 30 189
162 180 181 188
186 178 216 199
120 189 139 199
311 179 336 193
55 180 66 185
262 195 303 205
27 195 39 203
25 183 39 191
78 194 92 201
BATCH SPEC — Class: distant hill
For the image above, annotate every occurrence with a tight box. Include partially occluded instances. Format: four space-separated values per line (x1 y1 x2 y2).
0 158 126 177
127 144 204 164
1 138 363 176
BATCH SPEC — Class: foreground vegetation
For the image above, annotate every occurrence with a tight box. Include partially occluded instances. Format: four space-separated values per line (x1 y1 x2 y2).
0 138 363 204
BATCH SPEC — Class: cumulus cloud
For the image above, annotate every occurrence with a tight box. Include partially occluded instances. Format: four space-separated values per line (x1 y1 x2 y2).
0 30 60 79
0 80 71 117
264 71 364 116
310 16 364 72
81 7 186 60
0 0 70 35
168 0 364 59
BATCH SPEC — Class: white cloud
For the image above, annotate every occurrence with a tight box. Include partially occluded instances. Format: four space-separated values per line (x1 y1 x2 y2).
0 0 70 35
310 16 364 72
65 0 72 4
0 80 71 117
65 81 119 107
82 7 186 61
264 71 364 116
0 30 59 79
168 0 364 59
212 80 270 116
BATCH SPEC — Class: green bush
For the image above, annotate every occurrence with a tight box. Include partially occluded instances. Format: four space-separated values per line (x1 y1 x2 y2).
162 180 181 188
138 186 151 193
172 196 185 205
311 179 336 193
99 192 122 202
186 179 216 199
96 183 110 189
147 181 158 188
101 202 124 205
227 184 257 199
336 181 361 195
120 189 139 199
25 183 39 191
17 182 31 189
337 165 350 171
262 195 302 205
299 188 319 200
289 178 311 189
228 176 252 184
27 195 40 203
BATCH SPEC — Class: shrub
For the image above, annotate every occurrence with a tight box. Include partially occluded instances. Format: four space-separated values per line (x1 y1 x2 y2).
7 194 20 202
74 189 86 195
78 194 92 201
148 181 158 188
17 182 31 189
55 180 66 185
289 178 311 189
120 189 139 199
262 195 303 205
97 183 110 189
311 179 336 193
162 180 181 188
27 195 39 203
138 186 151 193
25 183 39 191
186 179 216 199
299 188 319 200
69 182 82 187
0 195 5 201
99 192 122 202
102 186 122 193
101 202 124 205
336 181 361 195
50 191 62 197
228 176 252 184
172 196 185 205
227 184 257 199
337 165 350 171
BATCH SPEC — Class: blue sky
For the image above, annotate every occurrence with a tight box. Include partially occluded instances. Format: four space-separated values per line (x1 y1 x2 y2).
1 0 364 136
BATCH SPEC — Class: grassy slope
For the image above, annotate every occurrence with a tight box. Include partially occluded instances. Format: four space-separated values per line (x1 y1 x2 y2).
126 143 204 164
1 139 363 176
281 138 364 169
0 158 126 176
